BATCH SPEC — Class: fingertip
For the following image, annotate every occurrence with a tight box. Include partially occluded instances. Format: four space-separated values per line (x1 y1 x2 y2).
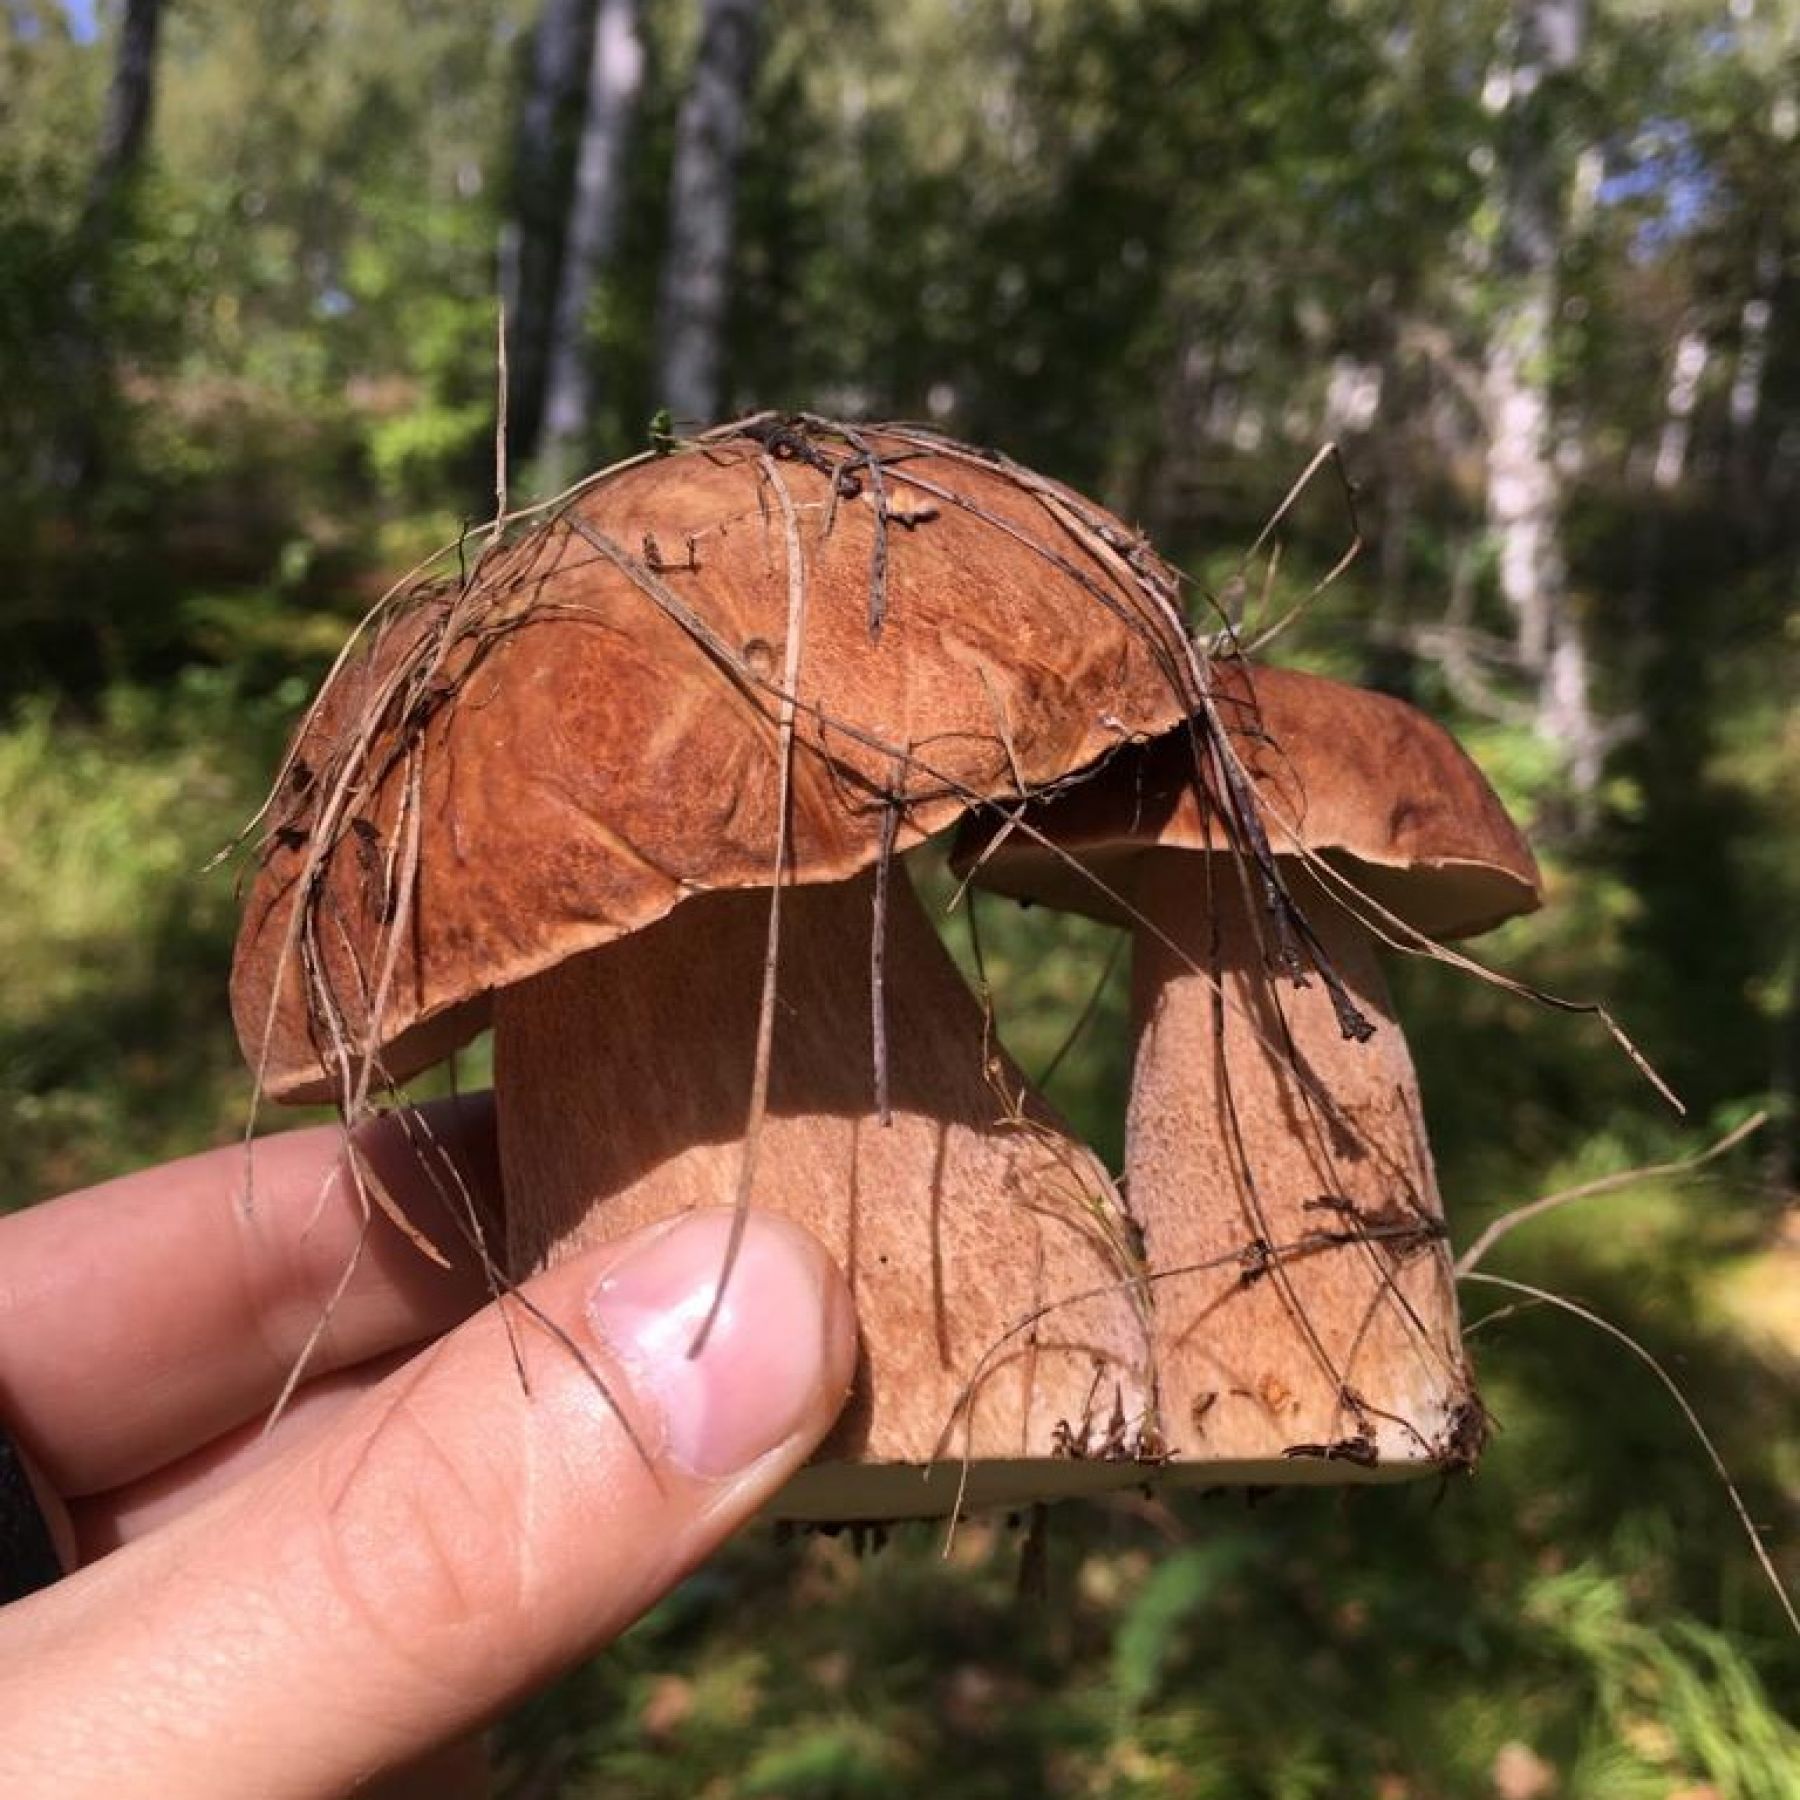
586 1209 857 1482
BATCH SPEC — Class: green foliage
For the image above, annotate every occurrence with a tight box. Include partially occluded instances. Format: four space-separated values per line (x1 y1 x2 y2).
741 1717 905 1796
1111 1537 1259 1716
496 1424 1798 1796
0 671 294 1199
1529 1564 1800 1797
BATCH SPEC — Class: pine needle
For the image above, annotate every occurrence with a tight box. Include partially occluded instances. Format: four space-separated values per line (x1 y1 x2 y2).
1462 1270 1799 1639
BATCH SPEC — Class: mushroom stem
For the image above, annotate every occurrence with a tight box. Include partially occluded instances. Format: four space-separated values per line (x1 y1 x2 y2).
495 867 1162 1519
1126 856 1473 1475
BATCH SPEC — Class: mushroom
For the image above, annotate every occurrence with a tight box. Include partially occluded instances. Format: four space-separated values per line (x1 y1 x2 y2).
950 660 1541 1479
232 416 1226 1520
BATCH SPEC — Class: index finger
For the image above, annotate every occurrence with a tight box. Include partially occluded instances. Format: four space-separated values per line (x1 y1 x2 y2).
0 1096 500 1498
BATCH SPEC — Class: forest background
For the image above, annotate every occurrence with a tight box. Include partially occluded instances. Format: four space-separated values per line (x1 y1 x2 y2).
2 0 1797 1794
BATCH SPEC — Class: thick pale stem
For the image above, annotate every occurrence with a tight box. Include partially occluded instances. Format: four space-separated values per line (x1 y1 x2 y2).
496 868 1159 1519
1127 857 1474 1477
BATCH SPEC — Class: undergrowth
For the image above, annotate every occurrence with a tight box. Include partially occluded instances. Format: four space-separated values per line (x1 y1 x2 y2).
496 1469 1796 1798
5 668 1793 1794
0 670 292 1198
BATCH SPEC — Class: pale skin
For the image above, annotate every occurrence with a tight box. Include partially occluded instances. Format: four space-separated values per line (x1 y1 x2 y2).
0 1099 858 1798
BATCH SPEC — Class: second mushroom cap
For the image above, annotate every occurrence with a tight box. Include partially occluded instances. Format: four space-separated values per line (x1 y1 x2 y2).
952 661 1542 1476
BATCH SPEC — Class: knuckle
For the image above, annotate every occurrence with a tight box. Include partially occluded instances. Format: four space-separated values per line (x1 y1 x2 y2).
304 1383 530 1686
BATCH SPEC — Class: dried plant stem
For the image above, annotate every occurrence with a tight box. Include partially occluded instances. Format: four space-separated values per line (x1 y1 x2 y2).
871 763 905 1127
688 454 810 1357
1239 441 1363 656
1034 930 1126 1092
1462 1270 1799 1639
494 300 510 528
1456 1112 1769 1277
1274 817 1682 1115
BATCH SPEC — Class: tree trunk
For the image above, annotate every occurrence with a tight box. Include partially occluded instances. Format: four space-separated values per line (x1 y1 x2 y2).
56 0 165 496
655 0 765 426
84 0 165 230
1653 326 1709 492
1730 249 1778 440
500 0 595 470
1479 0 1603 806
535 0 647 492
1729 234 1780 508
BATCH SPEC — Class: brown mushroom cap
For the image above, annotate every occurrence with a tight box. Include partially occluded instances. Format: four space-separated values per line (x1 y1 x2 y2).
951 661 1542 940
233 420 1200 1102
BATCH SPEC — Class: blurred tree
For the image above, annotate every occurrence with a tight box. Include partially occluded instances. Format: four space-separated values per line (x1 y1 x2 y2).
656 0 763 424
537 0 647 490
502 0 595 469
82 0 163 229
57 0 166 492
1479 0 1602 805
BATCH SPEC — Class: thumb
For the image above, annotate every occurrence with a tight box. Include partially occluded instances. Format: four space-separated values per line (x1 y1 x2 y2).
0 1209 856 1800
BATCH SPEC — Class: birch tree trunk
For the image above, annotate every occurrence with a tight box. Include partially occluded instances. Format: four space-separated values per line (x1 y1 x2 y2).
501 0 594 470
1479 0 1604 802
1653 327 1709 492
655 0 765 426
535 0 646 490
1729 236 1780 505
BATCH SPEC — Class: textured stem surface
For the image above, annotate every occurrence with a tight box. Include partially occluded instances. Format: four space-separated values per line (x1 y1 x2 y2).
1127 858 1474 1478
497 868 1159 1519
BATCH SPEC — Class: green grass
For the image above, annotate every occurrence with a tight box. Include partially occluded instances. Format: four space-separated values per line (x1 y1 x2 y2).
0 671 288 1199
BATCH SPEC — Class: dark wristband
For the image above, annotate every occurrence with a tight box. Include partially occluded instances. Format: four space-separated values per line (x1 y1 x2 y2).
0 1425 64 1603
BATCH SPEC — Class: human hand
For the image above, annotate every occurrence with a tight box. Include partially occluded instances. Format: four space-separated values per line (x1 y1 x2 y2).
0 1100 856 1797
